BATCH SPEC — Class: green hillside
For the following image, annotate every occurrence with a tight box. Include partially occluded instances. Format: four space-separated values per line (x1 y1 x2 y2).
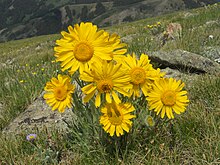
0 0 219 42
0 3 219 164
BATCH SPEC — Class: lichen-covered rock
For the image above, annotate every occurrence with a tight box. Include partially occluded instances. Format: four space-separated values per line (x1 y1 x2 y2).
202 46 220 61
2 92 76 135
148 50 220 74
161 67 201 89
161 67 183 78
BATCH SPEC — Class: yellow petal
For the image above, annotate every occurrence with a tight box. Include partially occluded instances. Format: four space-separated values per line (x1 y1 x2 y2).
95 93 101 107
106 93 112 103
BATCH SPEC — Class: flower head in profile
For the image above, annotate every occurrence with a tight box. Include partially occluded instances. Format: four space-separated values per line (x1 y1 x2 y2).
26 134 37 142
106 33 127 61
146 78 189 119
44 74 75 113
54 22 125 75
100 102 136 137
145 115 155 127
80 60 131 107
118 53 164 98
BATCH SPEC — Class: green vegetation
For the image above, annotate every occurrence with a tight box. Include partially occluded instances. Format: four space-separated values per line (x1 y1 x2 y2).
0 34 60 130
0 3 219 164
109 3 220 55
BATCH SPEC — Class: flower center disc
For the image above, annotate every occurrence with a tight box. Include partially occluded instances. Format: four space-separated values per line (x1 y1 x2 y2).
97 79 113 93
74 42 94 62
130 67 146 85
107 105 123 125
28 135 35 140
54 86 67 101
161 90 176 106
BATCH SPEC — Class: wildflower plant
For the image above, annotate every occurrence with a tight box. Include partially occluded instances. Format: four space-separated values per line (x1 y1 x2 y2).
145 22 164 35
43 22 189 155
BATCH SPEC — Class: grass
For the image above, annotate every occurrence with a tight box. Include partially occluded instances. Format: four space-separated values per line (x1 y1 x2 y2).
0 3 220 165
0 34 61 130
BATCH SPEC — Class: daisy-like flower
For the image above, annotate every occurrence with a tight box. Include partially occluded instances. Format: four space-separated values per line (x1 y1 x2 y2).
26 134 37 142
118 53 164 98
54 22 125 74
106 33 127 61
146 78 189 119
80 60 132 107
100 102 136 137
44 74 75 113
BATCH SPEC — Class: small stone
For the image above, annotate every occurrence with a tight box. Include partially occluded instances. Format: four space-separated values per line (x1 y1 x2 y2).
214 58 220 63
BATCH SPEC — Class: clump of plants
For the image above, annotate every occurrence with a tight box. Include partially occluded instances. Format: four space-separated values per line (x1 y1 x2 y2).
43 22 189 159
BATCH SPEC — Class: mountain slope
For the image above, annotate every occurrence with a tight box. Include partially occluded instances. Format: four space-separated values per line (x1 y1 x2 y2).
0 0 219 42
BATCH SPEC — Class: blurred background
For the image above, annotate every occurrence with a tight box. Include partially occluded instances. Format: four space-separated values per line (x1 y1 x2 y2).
0 0 219 42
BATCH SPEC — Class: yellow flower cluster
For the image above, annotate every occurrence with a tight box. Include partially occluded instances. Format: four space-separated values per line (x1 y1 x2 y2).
43 22 189 137
145 22 164 35
145 22 161 29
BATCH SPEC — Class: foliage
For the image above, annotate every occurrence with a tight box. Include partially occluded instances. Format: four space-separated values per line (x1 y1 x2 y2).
80 5 89 21
95 1 106 16
0 3 220 164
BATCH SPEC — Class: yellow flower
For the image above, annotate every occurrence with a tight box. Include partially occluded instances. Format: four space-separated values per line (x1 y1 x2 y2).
100 101 136 137
145 115 155 127
106 33 127 61
80 60 132 107
54 22 123 75
19 80 24 83
41 68 45 71
44 74 75 113
146 78 189 119
118 53 164 98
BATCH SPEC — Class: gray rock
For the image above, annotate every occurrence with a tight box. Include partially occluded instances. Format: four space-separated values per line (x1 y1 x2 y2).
2 92 76 135
161 67 183 79
148 50 220 74
161 67 200 88
214 58 220 63
202 46 220 61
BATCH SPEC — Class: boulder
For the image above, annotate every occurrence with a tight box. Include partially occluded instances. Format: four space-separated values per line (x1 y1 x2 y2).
161 67 201 89
148 50 220 74
2 92 76 135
